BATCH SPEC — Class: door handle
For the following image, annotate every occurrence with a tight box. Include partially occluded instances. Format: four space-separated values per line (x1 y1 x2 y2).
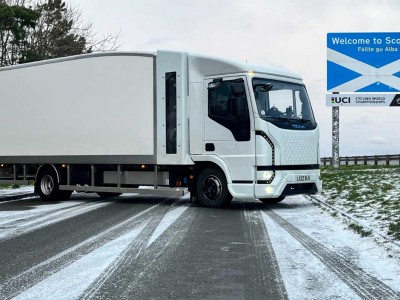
205 143 215 152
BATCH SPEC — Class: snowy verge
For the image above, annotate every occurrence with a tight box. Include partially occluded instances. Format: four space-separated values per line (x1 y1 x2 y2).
306 194 400 258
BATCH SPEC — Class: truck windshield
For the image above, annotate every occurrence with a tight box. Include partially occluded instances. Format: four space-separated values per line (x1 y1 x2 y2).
252 78 317 130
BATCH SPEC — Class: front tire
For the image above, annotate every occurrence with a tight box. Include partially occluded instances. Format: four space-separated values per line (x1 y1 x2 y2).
196 168 232 208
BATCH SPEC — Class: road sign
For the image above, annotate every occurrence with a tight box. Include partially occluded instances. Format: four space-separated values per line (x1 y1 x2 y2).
326 93 400 107
327 32 400 92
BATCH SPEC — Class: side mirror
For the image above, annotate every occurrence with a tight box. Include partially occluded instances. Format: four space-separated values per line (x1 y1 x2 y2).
232 97 247 118
208 79 222 90
253 83 273 92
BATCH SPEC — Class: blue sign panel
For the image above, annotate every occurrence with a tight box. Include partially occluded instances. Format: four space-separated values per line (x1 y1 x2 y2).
327 32 400 92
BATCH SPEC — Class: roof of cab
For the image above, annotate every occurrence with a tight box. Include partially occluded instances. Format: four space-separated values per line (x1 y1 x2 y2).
186 51 302 81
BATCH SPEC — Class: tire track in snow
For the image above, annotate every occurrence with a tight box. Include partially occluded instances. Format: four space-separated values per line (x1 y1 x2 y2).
244 203 288 300
0 200 168 300
12 223 148 300
0 201 83 226
81 199 193 299
101 202 286 299
262 208 400 300
0 200 111 241
0 193 36 203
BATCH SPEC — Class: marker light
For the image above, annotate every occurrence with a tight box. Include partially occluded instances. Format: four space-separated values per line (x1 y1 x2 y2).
141 165 146 169
263 171 274 180
248 71 255 77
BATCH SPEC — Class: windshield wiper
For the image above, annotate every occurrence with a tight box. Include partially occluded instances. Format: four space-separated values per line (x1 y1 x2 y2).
266 117 294 124
295 119 314 125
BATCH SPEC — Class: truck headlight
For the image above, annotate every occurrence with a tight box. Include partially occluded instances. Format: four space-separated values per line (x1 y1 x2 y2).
265 186 274 194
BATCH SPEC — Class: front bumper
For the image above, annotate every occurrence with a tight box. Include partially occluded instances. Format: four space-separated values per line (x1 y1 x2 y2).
254 169 322 199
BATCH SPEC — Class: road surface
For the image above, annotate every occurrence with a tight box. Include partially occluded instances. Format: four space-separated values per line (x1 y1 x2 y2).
0 193 398 299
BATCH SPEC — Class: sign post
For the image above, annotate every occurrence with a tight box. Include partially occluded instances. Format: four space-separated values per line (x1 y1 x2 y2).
327 32 400 168
332 107 339 168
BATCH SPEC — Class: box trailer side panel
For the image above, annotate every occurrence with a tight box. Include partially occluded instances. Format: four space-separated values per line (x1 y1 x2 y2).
0 54 155 164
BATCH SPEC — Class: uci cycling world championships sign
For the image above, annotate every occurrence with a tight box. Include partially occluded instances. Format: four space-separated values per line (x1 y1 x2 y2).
326 32 400 107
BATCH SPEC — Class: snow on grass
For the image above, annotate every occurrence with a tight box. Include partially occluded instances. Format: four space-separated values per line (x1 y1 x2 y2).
319 165 400 241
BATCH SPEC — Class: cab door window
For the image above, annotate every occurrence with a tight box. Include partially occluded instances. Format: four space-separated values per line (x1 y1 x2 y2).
208 79 250 141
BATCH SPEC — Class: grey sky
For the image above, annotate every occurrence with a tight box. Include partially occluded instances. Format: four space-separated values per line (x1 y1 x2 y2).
78 0 400 157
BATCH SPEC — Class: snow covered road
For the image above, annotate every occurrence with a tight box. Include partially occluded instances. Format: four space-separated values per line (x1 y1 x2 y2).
0 193 398 299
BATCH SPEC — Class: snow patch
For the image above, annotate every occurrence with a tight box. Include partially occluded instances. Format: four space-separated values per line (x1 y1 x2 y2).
146 203 189 248
0 201 111 240
13 224 147 300
270 196 400 294
260 210 360 300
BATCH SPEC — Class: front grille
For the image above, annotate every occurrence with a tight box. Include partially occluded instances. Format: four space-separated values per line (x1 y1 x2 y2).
281 135 318 165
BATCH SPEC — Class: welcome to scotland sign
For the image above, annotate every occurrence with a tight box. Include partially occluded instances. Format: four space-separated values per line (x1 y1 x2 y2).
327 32 400 92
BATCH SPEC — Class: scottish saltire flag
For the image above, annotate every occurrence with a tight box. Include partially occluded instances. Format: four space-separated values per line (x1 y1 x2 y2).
327 32 400 92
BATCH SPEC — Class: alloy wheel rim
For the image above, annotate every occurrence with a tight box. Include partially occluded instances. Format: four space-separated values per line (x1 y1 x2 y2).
41 175 54 196
203 175 222 201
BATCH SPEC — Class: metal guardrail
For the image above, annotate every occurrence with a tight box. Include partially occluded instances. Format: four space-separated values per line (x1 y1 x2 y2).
321 154 400 166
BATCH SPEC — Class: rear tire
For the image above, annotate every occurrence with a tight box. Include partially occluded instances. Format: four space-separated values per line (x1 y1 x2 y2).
259 196 285 204
96 192 122 198
36 168 62 201
196 168 232 208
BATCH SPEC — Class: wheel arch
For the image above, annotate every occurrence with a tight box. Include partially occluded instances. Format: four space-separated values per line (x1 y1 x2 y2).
191 155 238 201
191 155 232 184
35 164 61 184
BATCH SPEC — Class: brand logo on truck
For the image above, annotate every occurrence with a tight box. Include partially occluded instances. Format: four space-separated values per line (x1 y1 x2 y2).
331 97 351 104
292 124 306 129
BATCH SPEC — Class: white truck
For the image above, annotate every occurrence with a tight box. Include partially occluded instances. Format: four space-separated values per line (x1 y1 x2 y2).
0 50 321 207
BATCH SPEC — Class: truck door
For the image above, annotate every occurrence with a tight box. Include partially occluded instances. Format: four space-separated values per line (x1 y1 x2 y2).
203 76 256 192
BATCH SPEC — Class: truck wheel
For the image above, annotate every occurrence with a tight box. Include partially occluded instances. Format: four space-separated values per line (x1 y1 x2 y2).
259 196 285 204
196 168 232 208
36 169 61 201
96 192 122 198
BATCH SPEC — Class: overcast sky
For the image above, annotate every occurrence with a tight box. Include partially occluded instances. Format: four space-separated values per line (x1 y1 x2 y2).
78 0 400 157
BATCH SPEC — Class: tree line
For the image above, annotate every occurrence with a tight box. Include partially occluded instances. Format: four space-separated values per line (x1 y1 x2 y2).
0 0 119 67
